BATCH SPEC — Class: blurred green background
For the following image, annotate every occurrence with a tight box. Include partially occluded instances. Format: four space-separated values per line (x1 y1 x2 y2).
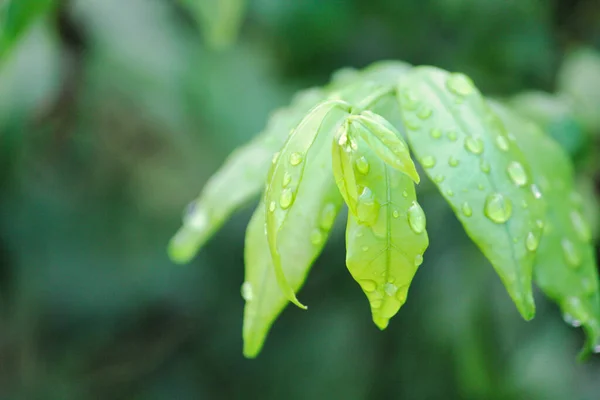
1 0 600 399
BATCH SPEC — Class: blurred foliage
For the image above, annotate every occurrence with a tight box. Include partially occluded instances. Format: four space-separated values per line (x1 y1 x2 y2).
0 0 600 399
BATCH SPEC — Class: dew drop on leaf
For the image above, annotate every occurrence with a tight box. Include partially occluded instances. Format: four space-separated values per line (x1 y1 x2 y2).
357 187 380 225
464 136 484 154
507 161 528 187
446 189 455 197
530 184 543 199
407 201 426 234
279 188 294 209
430 128 442 139
402 190 408 198
320 203 337 230
495 135 509 151
461 202 473 217
570 210 591 242
289 152 303 166
536 219 544 229
563 313 582 327
446 73 475 96
310 229 324 245
420 156 436 168
448 156 460 167
361 280 377 292
405 119 421 131
371 299 383 309
414 254 424 267
282 171 292 187
384 283 398 296
525 232 539 252
362 246 370 252
268 201 276 213
355 156 370 175
434 175 445 183
399 89 420 111
484 193 513 224
392 210 400 218
272 152 280 164
417 105 433 120
241 282 253 301
561 238 581 268
480 159 491 174
446 130 458 141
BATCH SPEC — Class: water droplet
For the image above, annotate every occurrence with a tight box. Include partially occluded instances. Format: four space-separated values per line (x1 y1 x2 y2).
495 136 509 151
320 203 337 230
477 184 485 191
563 313 582 328
484 193 513 224
268 201 276 213
355 156 370 175
446 73 475 96
507 161 527 187
430 128 442 139
357 187 380 225
531 184 542 199
464 137 484 154
448 156 460 167
282 171 292 187
310 229 324 245
272 152 280 164
407 201 426 234
480 160 491 173
396 286 408 303
570 210 591 242
446 189 454 197
405 119 421 131
402 190 408 198
434 175 445 183
414 254 424 267
521 200 528 209
290 152 303 166
371 299 383 309
280 189 294 209
536 219 544 229
384 283 398 296
417 106 432 120
462 202 473 217
400 89 420 111
187 208 208 230
526 232 539 251
392 210 400 218
561 238 581 268
421 156 436 168
447 130 458 141
362 246 369 252
241 282 253 301
361 280 377 292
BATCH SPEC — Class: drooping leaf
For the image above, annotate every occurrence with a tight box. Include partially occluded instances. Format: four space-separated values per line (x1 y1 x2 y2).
332 120 359 214
492 101 600 357
344 136 429 329
264 100 351 308
397 66 546 320
168 88 325 263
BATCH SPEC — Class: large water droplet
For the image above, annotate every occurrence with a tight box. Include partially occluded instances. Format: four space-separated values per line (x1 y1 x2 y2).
480 159 491 174
446 73 475 96
290 152 303 166
282 171 292 187
495 136 509 151
241 282 253 301
531 184 542 199
430 128 442 139
417 106 432 120
355 156 370 175
448 156 460 167
384 283 398 296
280 189 294 209
407 201 426 234
421 156 436 169
526 232 539 251
310 229 324 245
414 254 424 267
320 203 337 230
484 193 513 224
462 202 473 217
361 279 377 292
507 161 527 187
570 210 591 242
357 187 380 225
561 238 581 268
464 137 484 154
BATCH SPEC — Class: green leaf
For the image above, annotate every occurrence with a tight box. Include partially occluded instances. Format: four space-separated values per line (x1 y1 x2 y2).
397 66 545 320
168 88 325 263
491 102 600 357
0 0 54 60
265 100 351 308
344 137 429 329
332 120 359 215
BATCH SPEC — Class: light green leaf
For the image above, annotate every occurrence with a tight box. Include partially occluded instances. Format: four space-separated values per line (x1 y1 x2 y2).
332 120 359 214
397 66 546 320
492 102 600 357
265 100 351 308
344 137 429 330
168 88 325 263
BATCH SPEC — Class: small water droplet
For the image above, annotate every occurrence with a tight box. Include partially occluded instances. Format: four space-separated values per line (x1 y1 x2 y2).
447 130 458 141
280 189 294 209
477 184 485 191
241 282 253 301
392 210 400 218
405 119 420 131
526 232 539 251
430 128 442 139
414 254 424 267
507 161 527 187
462 202 473 217
310 229 324 245
531 184 542 199
561 238 581 268
282 172 292 187
371 299 383 309
400 89 420 111
384 283 398 296
272 152 280 164
362 246 369 252
446 73 475 96
290 152 303 166
434 175 445 183
446 189 454 197
536 219 544 229
361 280 377 292
402 190 408 198
480 160 491 174
448 156 460 167
563 313 582 328
186 208 208 230
268 201 276 213
484 193 513 224
396 287 408 303
495 136 509 151
355 156 370 175
417 106 432 120
421 156 436 168
570 210 591 242
407 201 426 234
320 203 337 230
464 137 484 154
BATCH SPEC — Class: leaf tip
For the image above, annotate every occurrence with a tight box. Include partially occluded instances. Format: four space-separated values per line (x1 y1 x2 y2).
516 293 536 321
167 227 205 264
373 316 389 330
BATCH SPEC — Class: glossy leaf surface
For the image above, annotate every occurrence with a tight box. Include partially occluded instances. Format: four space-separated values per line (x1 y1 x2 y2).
397 66 545 320
168 88 325 263
492 102 600 357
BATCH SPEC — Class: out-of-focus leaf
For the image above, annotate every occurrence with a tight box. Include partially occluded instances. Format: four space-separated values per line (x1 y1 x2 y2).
397 66 545 320
168 88 325 263
0 0 54 60
344 136 428 329
264 100 350 308
492 102 600 357
178 0 246 49
557 47 600 133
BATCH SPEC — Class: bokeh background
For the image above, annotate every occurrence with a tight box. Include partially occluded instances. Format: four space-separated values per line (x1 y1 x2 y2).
1 0 600 399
